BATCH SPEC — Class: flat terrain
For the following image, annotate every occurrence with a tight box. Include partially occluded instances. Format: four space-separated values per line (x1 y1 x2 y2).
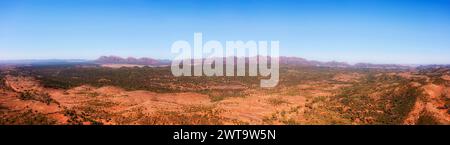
1 65 449 125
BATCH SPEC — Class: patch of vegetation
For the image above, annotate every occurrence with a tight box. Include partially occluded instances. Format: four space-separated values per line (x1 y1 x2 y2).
0 73 10 91
262 106 304 125
15 66 260 93
0 76 4 89
75 91 101 97
199 89 247 102
139 105 225 125
63 108 103 125
301 97 353 125
437 93 450 114
19 90 58 105
267 97 288 106
337 74 420 124
0 104 8 111
63 100 119 125
375 86 421 124
417 111 440 125
300 73 422 125
0 109 57 125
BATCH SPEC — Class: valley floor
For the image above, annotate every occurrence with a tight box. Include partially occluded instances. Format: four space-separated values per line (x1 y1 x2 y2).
0 66 449 125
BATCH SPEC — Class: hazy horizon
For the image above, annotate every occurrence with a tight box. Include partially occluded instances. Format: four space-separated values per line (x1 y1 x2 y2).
1 0 450 64
1 55 449 66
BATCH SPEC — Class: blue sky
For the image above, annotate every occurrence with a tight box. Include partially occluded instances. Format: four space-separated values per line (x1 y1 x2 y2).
1 0 450 64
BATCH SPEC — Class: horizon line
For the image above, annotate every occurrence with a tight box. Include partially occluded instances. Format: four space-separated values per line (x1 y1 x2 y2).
1 56 450 66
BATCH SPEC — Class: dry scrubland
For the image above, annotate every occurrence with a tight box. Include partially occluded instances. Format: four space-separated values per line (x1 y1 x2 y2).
0 65 449 125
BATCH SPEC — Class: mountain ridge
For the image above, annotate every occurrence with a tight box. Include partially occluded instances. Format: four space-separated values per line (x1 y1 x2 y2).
2 55 448 70
95 56 413 69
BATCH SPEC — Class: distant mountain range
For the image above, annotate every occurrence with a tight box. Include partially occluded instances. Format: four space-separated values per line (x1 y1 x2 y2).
279 56 413 69
1 56 446 70
95 56 353 68
0 59 89 65
95 56 171 66
94 56 412 69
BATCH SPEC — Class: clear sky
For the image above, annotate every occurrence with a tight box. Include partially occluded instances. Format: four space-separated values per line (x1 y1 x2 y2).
1 0 450 64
